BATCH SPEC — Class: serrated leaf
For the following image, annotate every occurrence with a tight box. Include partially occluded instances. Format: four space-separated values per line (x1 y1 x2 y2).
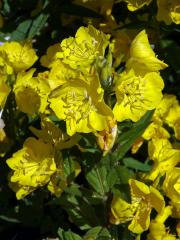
123 158 152 172
28 13 49 39
58 229 83 240
113 110 154 161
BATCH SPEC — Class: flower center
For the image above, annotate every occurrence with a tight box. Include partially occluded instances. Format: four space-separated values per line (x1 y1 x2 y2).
62 37 101 65
120 77 145 109
62 89 95 123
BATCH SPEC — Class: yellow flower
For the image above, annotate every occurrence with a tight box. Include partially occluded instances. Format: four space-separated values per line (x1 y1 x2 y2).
47 168 67 197
0 77 10 108
110 29 137 67
147 206 176 240
40 43 62 68
131 113 170 154
126 30 168 75
119 0 152 11
142 94 180 141
142 120 170 141
48 59 80 90
154 94 179 121
0 55 13 75
170 1 180 24
173 119 180 141
165 104 180 140
9 182 36 200
128 179 165 234
148 139 180 181
110 179 165 234
14 69 50 115
113 69 164 122
0 128 5 141
132 119 170 154
6 137 57 199
157 0 180 25
56 25 110 70
49 70 113 136
155 205 172 223
30 117 81 150
151 94 180 140
0 41 38 73
110 196 135 225
163 167 180 206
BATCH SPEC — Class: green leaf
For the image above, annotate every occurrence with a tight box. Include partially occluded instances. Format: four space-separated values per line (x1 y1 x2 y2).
123 158 152 172
58 229 83 240
53 190 101 230
64 184 83 197
10 13 49 41
79 133 100 154
106 168 119 189
111 225 134 240
111 166 133 201
1 0 11 15
84 226 111 240
0 215 20 223
11 19 32 41
27 13 49 39
114 166 134 185
63 155 81 183
85 163 109 196
85 155 134 196
112 110 154 161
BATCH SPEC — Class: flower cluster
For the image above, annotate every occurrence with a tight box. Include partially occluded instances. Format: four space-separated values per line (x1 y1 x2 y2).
0 22 179 239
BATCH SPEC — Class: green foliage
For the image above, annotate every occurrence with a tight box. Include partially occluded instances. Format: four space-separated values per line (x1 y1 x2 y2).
123 158 152 172
58 229 83 240
113 110 154 160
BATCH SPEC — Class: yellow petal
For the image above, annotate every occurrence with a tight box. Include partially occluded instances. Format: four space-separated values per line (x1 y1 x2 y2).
128 201 151 233
110 196 134 225
126 30 168 75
